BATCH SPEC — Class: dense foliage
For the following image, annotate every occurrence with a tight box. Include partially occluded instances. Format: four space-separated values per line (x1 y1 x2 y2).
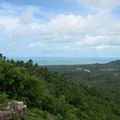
0 54 120 120
46 63 120 96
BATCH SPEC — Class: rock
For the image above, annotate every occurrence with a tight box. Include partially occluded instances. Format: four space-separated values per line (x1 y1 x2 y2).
0 101 27 120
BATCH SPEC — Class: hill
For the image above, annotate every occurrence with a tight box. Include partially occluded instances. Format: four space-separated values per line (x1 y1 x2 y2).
0 54 120 119
46 60 120 99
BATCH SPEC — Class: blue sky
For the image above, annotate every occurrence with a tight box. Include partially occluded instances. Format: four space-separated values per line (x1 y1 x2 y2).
0 0 120 57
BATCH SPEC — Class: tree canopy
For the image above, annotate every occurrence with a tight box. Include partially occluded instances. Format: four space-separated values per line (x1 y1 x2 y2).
0 53 120 120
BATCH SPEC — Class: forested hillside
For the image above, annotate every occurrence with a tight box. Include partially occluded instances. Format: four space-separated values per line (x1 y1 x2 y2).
46 61 120 93
0 54 120 120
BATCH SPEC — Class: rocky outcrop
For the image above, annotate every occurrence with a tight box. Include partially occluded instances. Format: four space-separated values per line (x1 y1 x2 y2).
0 101 27 120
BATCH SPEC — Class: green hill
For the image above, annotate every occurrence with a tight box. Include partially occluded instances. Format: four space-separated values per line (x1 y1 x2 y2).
0 54 120 120
46 60 120 93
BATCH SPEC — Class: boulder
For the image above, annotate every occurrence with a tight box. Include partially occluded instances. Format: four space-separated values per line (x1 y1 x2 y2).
0 101 27 120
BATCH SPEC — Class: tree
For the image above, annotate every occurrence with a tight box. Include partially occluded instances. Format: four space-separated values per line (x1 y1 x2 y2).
0 53 3 60
56 96 69 117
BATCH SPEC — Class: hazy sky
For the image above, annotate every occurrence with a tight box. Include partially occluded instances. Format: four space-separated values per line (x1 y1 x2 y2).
0 0 120 57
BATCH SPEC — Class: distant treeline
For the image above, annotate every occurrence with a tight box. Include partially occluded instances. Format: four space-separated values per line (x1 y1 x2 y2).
46 60 120 93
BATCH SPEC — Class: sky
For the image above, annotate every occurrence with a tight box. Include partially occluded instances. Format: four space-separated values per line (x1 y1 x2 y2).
0 0 120 57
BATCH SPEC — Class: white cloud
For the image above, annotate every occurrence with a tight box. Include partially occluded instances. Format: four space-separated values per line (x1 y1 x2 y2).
74 35 120 50
19 6 40 25
0 16 19 31
75 35 105 47
28 42 45 48
20 9 34 24
95 45 110 50
0 2 120 55
73 0 120 10
0 3 112 40
31 10 110 42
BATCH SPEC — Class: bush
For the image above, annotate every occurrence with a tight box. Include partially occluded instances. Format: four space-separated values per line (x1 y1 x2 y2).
0 93 8 109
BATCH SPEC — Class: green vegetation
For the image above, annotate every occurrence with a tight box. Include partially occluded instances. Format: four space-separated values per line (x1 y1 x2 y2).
0 54 120 119
46 63 120 94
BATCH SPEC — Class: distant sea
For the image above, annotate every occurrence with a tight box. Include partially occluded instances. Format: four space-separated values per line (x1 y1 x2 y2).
7 57 120 65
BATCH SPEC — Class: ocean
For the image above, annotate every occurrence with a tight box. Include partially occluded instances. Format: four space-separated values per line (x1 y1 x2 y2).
8 57 120 65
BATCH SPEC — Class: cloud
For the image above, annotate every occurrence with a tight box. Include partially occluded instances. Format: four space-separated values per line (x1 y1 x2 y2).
19 9 34 24
72 0 120 10
19 6 40 25
74 35 120 50
95 45 110 50
0 2 120 56
0 2 112 39
27 42 46 49
32 10 110 42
